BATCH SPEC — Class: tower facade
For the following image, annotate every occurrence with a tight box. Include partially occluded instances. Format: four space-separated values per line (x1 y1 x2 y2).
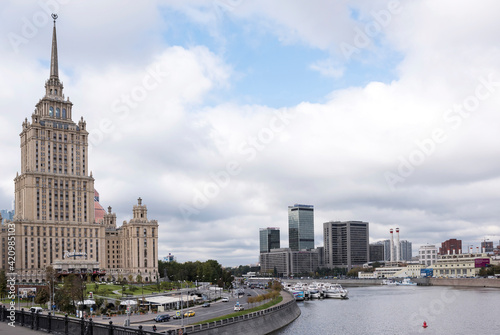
1 16 158 283
400 240 412 261
323 221 369 269
259 227 280 253
288 204 314 251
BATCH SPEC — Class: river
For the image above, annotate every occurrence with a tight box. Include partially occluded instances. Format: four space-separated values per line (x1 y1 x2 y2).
271 285 500 334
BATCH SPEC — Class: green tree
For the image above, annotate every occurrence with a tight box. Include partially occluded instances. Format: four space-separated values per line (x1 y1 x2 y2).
0 270 7 299
347 267 365 277
478 267 488 277
62 274 85 313
54 287 72 313
95 297 104 309
35 287 50 305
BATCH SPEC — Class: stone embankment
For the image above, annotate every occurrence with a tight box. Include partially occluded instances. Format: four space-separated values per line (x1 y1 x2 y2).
428 278 500 288
180 291 300 335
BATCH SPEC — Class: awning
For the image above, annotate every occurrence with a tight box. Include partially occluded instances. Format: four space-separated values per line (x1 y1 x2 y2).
76 299 96 305
120 300 138 306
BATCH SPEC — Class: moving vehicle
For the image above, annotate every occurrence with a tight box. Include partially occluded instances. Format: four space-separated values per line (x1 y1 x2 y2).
30 307 43 313
172 311 182 319
155 314 170 322
184 310 195 317
202 302 210 307
234 303 244 311
221 297 229 302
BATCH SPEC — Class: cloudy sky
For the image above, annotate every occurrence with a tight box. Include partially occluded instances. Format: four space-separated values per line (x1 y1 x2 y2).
1 0 500 267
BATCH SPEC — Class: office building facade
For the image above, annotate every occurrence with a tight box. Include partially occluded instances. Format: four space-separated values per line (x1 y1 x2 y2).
259 227 280 253
369 243 384 262
400 240 412 261
288 204 314 251
259 248 319 278
323 221 369 269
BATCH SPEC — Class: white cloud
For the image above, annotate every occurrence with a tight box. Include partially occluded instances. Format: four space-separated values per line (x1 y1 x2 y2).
1 1 500 266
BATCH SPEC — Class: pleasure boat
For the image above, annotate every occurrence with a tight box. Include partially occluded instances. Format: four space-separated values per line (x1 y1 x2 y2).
324 283 348 299
397 278 417 286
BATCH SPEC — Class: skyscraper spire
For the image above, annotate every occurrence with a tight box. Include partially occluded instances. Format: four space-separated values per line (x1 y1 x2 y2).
50 14 59 79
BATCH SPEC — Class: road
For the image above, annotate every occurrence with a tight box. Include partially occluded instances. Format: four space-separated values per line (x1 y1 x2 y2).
93 287 269 333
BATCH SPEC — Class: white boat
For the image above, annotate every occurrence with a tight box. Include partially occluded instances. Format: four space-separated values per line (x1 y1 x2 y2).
308 283 321 299
324 284 348 299
397 278 417 286
381 279 397 285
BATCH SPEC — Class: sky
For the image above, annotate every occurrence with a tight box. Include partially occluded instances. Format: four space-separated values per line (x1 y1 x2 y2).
1 0 500 267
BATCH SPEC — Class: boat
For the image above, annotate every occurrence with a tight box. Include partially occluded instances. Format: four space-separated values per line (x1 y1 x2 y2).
308 283 322 299
397 278 417 286
381 279 397 286
324 284 348 299
291 289 305 301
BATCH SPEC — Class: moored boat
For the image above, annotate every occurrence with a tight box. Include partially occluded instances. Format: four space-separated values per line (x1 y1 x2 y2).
324 283 348 299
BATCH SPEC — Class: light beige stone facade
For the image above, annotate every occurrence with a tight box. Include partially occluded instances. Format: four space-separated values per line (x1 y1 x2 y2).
0 18 158 283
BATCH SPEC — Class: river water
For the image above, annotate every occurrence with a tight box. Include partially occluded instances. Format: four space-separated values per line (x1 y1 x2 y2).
271 285 500 335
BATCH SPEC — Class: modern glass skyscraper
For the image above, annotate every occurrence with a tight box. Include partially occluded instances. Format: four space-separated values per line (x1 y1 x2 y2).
259 227 280 253
288 204 314 251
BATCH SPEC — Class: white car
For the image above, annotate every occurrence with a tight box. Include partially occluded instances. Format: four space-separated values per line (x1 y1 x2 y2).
221 297 229 302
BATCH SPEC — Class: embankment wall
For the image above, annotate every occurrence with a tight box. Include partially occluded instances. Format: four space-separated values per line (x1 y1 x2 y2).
181 292 301 335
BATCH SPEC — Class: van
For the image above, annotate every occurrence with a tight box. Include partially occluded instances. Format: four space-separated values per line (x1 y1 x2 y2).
30 307 43 313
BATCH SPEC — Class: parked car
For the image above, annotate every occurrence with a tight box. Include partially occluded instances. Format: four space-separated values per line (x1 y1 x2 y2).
202 302 210 307
184 310 195 317
155 314 170 322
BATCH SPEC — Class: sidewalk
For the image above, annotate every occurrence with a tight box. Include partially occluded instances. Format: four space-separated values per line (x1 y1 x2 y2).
0 322 46 334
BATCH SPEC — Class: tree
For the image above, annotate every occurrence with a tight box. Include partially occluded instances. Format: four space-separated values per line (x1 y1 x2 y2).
0 270 7 299
35 287 50 305
95 297 105 310
45 266 57 308
347 267 365 278
62 274 85 313
478 267 488 277
54 287 72 313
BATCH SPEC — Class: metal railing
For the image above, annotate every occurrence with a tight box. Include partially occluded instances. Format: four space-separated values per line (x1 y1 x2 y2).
0 306 158 335
1 293 297 335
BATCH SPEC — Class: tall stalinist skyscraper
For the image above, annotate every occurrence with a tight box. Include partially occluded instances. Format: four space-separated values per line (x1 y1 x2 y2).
0 15 159 283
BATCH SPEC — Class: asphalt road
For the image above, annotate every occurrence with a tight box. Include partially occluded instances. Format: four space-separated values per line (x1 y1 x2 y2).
93 287 269 333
